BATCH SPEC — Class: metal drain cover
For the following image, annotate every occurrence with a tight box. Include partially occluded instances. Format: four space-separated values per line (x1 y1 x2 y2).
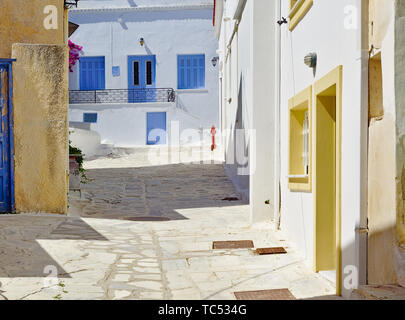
255 247 287 255
234 289 296 300
122 216 171 222
213 240 254 250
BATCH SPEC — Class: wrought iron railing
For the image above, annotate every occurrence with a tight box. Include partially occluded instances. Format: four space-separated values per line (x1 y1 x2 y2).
69 88 176 104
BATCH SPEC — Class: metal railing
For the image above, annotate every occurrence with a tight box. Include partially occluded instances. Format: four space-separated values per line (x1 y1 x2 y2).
69 88 176 104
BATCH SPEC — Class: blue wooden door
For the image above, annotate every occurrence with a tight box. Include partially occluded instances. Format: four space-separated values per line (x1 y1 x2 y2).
0 63 13 212
80 57 105 91
147 112 166 145
128 55 156 103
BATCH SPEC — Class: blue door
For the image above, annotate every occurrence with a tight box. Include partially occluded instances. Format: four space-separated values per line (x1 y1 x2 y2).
0 61 13 213
80 57 105 91
128 55 156 103
147 112 166 145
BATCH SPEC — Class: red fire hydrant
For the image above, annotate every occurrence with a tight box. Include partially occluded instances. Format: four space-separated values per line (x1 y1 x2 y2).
210 125 216 151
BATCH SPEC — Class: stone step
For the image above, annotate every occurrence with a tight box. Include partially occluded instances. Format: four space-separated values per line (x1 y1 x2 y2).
350 284 405 300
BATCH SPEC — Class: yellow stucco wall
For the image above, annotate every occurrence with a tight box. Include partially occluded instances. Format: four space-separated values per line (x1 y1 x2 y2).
368 114 397 285
12 44 68 214
0 0 67 58
367 0 405 287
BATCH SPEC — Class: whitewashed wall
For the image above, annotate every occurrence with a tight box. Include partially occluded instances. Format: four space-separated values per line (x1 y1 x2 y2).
68 3 218 146
218 0 276 221
70 103 203 147
219 0 252 200
279 0 365 298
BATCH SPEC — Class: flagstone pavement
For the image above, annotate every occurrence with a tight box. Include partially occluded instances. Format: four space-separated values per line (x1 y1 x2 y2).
0 147 338 300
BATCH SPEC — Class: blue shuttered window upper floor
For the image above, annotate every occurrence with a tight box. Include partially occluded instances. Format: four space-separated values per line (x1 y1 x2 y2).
178 54 205 89
80 57 106 91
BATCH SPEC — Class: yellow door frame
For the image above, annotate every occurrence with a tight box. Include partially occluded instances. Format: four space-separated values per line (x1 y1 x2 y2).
313 66 342 296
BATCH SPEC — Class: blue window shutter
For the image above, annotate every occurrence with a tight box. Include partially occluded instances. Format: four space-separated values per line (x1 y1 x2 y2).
186 58 191 89
199 55 205 88
178 55 205 89
80 57 105 90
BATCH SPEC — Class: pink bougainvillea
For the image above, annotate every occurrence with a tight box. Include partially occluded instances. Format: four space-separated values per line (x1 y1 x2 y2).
68 40 83 72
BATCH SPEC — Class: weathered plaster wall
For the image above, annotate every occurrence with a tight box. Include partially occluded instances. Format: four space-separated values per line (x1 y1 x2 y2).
368 0 405 288
12 44 68 214
394 0 405 287
367 0 398 286
0 0 66 58
369 0 392 49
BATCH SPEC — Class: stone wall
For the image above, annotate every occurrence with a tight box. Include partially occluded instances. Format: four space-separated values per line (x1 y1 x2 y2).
394 0 405 287
12 44 68 214
0 0 66 58
367 0 398 285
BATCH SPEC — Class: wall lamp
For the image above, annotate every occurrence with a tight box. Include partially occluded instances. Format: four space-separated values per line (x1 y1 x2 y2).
304 52 317 69
140 38 145 46
211 56 219 67
64 0 80 9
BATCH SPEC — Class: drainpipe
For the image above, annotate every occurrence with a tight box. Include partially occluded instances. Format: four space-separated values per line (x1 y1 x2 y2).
274 0 282 229
357 0 369 287
224 0 246 62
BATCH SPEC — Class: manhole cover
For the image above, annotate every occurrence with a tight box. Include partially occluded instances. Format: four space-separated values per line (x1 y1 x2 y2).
234 289 296 300
213 240 254 249
122 217 171 222
255 247 287 255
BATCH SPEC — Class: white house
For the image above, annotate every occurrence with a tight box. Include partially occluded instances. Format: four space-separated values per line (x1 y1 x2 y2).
68 0 218 153
215 0 405 299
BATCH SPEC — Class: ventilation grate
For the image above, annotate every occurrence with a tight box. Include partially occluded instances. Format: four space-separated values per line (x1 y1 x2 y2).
255 247 287 255
213 240 254 250
234 289 296 300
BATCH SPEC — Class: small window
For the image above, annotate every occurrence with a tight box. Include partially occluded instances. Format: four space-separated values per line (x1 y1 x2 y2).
178 54 205 89
83 113 98 123
288 86 312 191
133 61 140 86
146 60 152 85
289 0 313 31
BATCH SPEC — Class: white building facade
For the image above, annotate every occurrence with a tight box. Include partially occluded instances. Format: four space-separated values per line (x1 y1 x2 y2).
215 0 370 298
68 0 219 153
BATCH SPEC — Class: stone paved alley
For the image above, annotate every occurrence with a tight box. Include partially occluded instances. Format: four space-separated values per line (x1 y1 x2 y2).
0 148 337 300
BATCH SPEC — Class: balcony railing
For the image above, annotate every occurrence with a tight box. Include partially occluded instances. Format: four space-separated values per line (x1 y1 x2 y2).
69 88 176 104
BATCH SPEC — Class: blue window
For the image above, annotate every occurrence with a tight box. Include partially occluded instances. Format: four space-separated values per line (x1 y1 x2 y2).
178 54 205 89
80 57 105 90
83 113 98 123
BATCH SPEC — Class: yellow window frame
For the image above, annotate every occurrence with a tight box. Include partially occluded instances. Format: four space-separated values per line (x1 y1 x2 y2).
288 86 312 192
289 0 313 31
313 65 343 296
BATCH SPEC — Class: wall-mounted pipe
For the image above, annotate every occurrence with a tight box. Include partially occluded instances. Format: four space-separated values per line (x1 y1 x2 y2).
275 0 282 229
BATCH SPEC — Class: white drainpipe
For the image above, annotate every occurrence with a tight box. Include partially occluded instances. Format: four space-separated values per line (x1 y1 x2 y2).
274 0 282 229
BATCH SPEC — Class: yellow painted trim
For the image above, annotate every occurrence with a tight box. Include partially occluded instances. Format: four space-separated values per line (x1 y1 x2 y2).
289 0 313 31
288 86 312 192
64 8 69 44
313 65 342 296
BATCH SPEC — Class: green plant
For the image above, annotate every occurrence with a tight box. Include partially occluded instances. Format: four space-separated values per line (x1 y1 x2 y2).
69 141 89 184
